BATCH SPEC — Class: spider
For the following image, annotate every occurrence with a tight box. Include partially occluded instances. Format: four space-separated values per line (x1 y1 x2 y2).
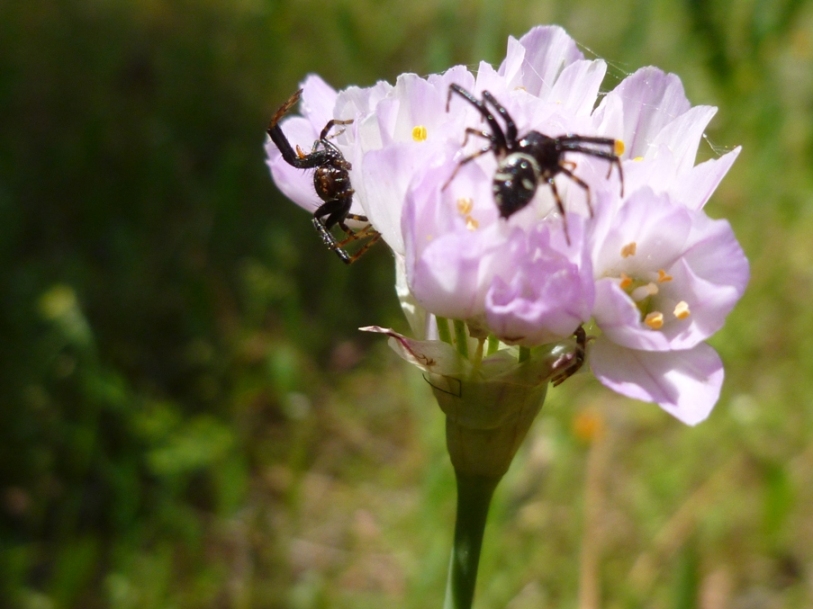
550 325 588 387
267 89 380 264
444 84 625 243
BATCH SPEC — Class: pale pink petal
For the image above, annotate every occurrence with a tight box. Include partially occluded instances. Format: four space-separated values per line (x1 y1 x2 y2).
299 74 339 130
590 340 723 425
548 59 607 117
594 67 692 160
674 147 741 210
505 26 584 97
650 105 717 175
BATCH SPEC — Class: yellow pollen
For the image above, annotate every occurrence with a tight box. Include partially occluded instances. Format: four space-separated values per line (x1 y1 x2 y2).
632 155 644 162
412 125 428 141
631 282 658 302
614 140 625 156
644 312 664 329
619 272 633 289
465 216 479 231
621 242 637 258
657 269 673 283
674 301 691 319
456 197 474 215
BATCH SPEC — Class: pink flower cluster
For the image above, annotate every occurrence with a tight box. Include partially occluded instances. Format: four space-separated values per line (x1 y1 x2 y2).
266 26 749 425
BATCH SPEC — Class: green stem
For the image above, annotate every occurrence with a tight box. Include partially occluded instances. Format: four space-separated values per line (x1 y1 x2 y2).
486 335 499 356
437 317 452 345
443 471 500 609
453 320 469 359
518 346 530 363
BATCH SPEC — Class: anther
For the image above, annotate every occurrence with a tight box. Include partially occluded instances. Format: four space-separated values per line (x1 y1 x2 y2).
614 140 625 156
644 312 664 329
456 197 473 215
674 301 691 320
621 242 637 258
465 217 479 231
657 269 673 283
412 125 428 142
619 272 633 289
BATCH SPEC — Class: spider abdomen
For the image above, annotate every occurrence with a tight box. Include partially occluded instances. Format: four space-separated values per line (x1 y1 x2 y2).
493 153 540 218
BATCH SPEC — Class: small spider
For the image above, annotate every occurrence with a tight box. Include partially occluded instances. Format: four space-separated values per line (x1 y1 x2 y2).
551 325 588 387
444 84 624 243
267 89 380 264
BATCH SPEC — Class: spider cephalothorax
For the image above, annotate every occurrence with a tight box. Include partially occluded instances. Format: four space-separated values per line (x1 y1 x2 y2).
444 84 625 243
267 89 380 264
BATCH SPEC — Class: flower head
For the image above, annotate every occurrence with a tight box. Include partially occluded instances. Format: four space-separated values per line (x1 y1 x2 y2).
265 25 749 424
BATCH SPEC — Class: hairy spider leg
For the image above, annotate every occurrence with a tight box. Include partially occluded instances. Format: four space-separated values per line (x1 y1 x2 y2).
443 85 513 190
267 89 328 169
441 128 501 190
551 325 587 387
545 177 572 245
559 137 625 196
556 164 595 217
319 118 353 141
447 84 508 153
311 217 381 265
481 90 518 147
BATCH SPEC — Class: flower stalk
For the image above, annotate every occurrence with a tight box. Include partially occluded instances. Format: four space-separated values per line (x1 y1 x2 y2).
444 472 500 609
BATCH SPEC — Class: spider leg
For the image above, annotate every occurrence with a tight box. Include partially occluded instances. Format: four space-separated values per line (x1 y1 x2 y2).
461 128 497 147
560 141 625 197
335 224 382 263
557 164 593 217
268 89 302 131
267 89 328 169
312 197 379 264
441 145 496 190
447 84 508 154
311 217 352 264
482 91 518 146
320 118 353 141
312 215 380 265
547 178 571 246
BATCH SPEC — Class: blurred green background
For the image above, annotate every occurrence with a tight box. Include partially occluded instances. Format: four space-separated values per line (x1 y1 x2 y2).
1 0 812 607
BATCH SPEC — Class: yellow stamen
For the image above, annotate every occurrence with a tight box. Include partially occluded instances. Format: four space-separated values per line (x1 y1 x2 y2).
631 282 658 302
621 242 637 258
632 155 644 162
412 125 428 141
456 197 473 215
614 140 625 156
657 269 673 283
619 272 633 289
644 312 664 329
674 301 691 319
465 216 479 231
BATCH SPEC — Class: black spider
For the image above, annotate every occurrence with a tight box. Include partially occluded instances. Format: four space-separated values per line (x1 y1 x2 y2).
444 84 624 243
267 89 380 264
551 325 588 387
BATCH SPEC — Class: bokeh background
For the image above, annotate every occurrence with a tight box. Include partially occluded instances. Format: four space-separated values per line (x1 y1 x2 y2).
1 0 812 607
